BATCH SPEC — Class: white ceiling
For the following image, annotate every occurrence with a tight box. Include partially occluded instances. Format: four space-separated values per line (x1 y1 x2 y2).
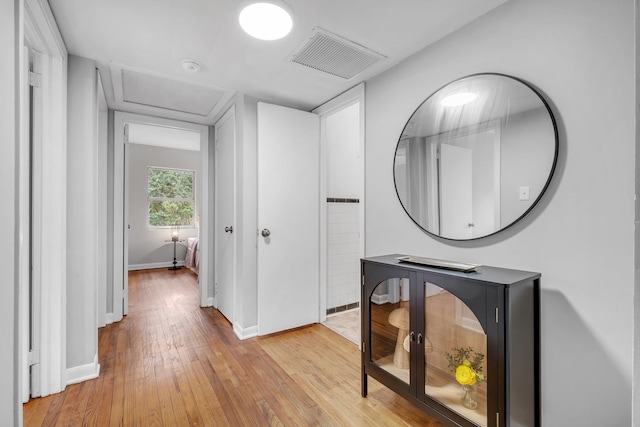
48 0 509 124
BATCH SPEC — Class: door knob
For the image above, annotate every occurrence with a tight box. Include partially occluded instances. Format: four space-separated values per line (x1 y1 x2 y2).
225 226 233 233
261 228 271 237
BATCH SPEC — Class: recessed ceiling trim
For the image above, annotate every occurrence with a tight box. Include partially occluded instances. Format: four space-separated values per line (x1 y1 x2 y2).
110 63 236 124
128 122 201 151
288 27 386 79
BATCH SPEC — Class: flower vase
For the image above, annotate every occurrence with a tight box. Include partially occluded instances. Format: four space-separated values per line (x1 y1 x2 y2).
461 384 478 410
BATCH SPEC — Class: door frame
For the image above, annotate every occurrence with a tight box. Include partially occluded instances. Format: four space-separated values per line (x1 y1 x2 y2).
113 112 212 321
19 44 33 404
312 83 366 325
214 105 236 320
19 0 68 403
96 72 108 327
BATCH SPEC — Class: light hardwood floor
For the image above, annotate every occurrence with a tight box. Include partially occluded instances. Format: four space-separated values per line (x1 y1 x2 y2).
23 268 442 426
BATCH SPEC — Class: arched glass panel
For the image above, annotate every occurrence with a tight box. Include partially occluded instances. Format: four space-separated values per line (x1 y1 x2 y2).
424 282 488 426
370 278 411 384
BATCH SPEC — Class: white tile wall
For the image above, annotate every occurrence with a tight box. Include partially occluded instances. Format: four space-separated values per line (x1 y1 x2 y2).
327 202 360 310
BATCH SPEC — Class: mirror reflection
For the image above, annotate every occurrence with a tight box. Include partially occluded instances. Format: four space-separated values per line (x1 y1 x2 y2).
394 74 558 240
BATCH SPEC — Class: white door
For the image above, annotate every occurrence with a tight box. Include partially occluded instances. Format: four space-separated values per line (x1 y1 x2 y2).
257 102 320 336
439 143 473 239
215 107 236 322
441 128 500 237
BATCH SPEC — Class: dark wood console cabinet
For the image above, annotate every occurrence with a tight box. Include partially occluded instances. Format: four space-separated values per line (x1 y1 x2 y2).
361 255 539 427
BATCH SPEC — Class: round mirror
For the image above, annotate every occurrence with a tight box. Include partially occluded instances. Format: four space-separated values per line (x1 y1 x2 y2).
394 73 558 240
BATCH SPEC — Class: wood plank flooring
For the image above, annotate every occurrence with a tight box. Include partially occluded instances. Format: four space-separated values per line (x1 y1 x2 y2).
23 268 442 426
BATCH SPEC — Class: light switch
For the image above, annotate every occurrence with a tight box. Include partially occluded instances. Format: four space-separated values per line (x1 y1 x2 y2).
519 186 530 201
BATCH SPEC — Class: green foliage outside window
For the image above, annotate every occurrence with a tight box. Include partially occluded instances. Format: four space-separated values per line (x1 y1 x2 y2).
148 168 195 227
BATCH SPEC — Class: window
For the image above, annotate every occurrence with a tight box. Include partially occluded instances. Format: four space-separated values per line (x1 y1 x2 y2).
147 167 195 227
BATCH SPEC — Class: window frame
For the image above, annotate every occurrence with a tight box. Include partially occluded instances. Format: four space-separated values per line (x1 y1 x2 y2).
146 166 196 229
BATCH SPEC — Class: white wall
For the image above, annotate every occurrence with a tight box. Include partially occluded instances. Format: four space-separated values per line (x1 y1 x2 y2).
106 110 115 314
365 0 634 425
97 74 108 327
326 202 360 309
326 102 360 198
127 144 200 267
1 0 18 423
66 55 99 380
635 4 640 423
325 102 362 311
206 125 215 301
238 94 259 332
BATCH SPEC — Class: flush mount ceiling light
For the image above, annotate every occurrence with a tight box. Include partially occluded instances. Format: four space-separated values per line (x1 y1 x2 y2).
440 92 478 107
238 1 293 41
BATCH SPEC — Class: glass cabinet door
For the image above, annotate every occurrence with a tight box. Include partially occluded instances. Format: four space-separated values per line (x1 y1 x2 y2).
423 281 488 427
369 278 411 385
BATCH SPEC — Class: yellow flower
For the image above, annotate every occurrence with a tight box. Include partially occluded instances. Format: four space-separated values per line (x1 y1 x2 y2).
455 365 477 386
463 359 472 367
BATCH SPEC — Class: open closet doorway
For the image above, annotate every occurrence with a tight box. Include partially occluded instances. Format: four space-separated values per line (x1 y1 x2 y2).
113 112 212 322
314 84 365 346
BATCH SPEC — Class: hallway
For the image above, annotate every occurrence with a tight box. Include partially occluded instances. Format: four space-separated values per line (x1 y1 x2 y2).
23 268 441 426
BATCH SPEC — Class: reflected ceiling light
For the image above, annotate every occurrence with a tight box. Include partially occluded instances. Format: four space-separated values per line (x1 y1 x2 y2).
238 1 293 41
440 92 477 107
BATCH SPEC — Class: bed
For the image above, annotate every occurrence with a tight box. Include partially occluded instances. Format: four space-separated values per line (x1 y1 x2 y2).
185 237 200 275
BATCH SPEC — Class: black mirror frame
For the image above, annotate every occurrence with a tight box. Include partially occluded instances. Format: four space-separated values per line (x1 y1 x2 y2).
393 73 559 241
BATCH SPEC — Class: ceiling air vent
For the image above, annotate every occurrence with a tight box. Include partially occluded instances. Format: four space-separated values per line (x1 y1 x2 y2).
289 28 386 79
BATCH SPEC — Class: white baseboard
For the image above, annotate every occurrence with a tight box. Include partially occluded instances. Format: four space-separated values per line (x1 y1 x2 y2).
233 322 258 340
199 297 214 308
128 261 185 271
105 312 114 325
371 293 390 305
66 353 100 385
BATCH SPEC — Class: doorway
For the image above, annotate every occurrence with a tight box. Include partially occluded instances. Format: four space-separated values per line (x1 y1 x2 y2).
313 84 365 346
113 112 212 322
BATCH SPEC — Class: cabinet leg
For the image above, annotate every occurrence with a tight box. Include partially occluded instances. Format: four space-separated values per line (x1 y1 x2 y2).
362 373 368 397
